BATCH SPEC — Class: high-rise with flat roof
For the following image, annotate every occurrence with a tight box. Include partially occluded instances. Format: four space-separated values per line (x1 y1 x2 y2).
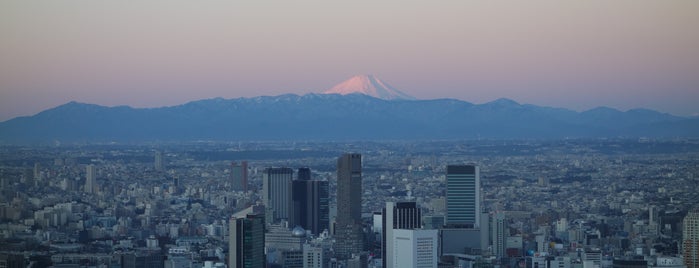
229 214 265 268
684 208 699 268
446 165 480 227
85 164 96 194
154 151 164 171
263 167 293 223
492 212 506 258
290 168 329 235
334 153 364 260
383 201 421 268
392 229 439 268
230 161 248 192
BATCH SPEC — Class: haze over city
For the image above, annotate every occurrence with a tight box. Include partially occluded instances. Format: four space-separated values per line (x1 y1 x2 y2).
2 1 699 122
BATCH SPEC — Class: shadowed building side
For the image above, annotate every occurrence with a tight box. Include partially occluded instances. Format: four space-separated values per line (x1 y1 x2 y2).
334 153 364 260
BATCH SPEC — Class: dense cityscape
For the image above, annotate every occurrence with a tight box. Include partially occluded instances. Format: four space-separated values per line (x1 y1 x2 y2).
1 139 698 268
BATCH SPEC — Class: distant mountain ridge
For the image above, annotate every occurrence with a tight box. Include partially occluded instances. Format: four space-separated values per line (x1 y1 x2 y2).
0 93 697 144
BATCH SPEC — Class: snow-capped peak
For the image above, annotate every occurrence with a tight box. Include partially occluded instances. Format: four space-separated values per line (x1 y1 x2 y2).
323 75 416 100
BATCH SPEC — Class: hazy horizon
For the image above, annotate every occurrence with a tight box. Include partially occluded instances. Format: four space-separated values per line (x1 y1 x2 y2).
1 1 698 121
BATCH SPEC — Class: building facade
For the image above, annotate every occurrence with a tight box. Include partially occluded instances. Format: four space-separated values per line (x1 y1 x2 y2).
446 165 480 227
85 164 96 194
334 153 364 260
290 167 329 235
230 161 248 192
392 229 439 268
229 214 265 268
383 201 421 268
263 167 293 223
684 208 699 268
492 212 507 258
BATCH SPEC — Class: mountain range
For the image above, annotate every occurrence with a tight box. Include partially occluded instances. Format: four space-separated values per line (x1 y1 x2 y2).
0 91 697 144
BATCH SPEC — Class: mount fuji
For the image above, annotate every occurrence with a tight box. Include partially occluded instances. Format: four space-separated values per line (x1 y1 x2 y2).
323 75 416 100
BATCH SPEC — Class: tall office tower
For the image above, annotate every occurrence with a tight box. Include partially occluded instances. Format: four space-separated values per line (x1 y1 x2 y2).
334 153 364 260
392 229 439 268
291 168 329 235
229 214 265 268
263 167 293 223
446 165 480 227
154 151 164 171
492 212 507 258
649 206 658 224
383 201 421 268
230 161 249 192
85 164 96 194
33 163 41 182
684 208 699 268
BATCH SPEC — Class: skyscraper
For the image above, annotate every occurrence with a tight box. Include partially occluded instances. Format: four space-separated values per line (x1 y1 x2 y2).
684 208 699 268
85 164 96 194
230 161 248 192
446 165 480 227
154 151 164 171
263 167 293 223
383 201 421 268
229 214 265 268
290 168 329 235
334 153 364 260
392 229 439 268
33 162 40 182
492 212 507 258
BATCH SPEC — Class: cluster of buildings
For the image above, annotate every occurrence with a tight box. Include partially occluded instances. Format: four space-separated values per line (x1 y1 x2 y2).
0 140 697 268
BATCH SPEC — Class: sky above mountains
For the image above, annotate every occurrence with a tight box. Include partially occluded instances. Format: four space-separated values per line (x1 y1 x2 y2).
1 1 698 122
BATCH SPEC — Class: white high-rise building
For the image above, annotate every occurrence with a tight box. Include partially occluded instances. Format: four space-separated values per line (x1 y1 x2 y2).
303 244 324 268
492 212 506 257
85 164 96 194
383 201 421 268
392 229 438 268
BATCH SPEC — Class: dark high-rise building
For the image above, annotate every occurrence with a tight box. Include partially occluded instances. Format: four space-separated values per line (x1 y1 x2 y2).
291 168 329 235
230 161 249 192
263 167 293 223
446 165 480 227
334 153 364 260
298 167 311 181
382 201 421 268
229 214 265 268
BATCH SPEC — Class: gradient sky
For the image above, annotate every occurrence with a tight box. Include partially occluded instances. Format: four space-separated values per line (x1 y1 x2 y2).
1 1 698 122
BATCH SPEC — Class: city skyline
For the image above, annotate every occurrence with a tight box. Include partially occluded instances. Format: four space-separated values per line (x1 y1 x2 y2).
0 139 697 267
1 1 699 121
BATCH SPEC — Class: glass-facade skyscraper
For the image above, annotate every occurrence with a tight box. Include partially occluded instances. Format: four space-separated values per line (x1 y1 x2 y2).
445 165 480 228
262 167 293 223
228 214 265 268
290 167 329 235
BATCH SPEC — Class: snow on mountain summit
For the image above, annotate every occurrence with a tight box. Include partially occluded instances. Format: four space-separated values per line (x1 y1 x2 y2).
323 75 416 100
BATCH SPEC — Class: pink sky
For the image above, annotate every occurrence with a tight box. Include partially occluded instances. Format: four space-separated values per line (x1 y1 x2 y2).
1 1 698 121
